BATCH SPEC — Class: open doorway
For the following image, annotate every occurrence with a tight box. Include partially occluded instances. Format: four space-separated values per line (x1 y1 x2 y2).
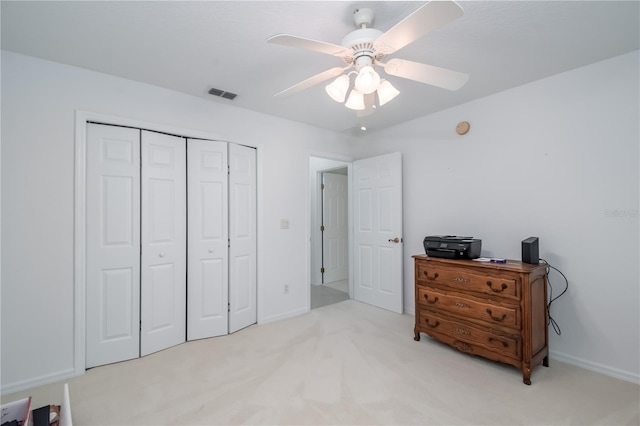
310 156 350 309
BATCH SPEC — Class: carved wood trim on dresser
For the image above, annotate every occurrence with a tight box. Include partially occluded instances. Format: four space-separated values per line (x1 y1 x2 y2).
412 255 549 385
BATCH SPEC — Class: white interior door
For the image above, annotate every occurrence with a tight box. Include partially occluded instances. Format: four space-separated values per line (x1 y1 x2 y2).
228 144 257 333
187 140 229 340
353 152 403 313
322 172 348 283
140 130 187 356
86 124 141 368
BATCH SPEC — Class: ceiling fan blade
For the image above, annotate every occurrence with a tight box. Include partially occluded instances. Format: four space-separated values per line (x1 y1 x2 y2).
267 34 352 59
384 58 469 91
274 66 349 98
374 0 463 54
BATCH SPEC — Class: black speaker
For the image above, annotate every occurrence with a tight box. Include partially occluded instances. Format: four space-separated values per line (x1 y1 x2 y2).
522 237 539 264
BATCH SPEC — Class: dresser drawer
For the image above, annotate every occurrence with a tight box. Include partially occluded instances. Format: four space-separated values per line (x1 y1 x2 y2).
421 327 522 370
417 310 521 359
416 286 521 329
416 263 520 300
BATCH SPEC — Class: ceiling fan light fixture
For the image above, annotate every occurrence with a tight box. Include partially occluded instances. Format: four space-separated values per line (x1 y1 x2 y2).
267 2 469 115
354 65 380 94
377 80 400 106
345 89 366 110
325 75 350 103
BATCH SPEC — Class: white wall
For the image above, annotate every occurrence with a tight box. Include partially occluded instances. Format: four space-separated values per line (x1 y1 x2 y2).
0 51 354 393
352 51 640 383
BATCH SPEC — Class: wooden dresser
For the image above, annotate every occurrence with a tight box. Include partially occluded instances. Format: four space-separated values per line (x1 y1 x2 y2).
413 255 548 384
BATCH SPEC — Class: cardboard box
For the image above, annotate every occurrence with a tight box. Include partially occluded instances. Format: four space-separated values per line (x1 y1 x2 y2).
1 396 32 426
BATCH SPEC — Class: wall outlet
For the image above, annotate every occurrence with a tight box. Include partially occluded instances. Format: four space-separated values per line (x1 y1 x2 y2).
283 284 289 294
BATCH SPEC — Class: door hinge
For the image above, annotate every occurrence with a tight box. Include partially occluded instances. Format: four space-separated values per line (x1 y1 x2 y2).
228 302 231 313
321 183 325 190
321 267 325 274
228 238 231 248
227 164 230 175
320 225 325 232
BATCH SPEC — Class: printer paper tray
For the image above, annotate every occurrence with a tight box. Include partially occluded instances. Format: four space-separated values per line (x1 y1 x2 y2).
426 249 457 259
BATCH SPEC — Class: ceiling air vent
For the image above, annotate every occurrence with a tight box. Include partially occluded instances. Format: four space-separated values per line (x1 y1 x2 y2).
208 87 237 100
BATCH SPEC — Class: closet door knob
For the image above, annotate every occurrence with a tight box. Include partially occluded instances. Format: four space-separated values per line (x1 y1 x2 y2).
208 249 214 253
159 252 165 258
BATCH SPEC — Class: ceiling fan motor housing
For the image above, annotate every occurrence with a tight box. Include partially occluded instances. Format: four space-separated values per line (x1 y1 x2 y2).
341 28 384 68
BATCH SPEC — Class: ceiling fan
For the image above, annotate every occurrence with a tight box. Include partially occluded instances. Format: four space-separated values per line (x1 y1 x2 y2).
267 0 469 114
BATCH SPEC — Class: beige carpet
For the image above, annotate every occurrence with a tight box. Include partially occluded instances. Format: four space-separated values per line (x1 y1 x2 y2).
3 300 639 425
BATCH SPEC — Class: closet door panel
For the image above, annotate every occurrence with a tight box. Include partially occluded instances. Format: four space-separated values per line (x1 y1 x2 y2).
187 140 229 340
86 124 141 368
228 144 257 333
141 131 187 356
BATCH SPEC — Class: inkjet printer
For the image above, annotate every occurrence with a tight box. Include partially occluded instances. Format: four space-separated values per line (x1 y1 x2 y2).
424 235 482 259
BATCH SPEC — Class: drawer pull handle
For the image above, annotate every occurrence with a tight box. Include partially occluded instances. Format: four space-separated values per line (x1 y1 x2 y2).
423 294 439 304
453 341 473 353
425 319 440 328
453 277 468 283
486 309 507 322
488 337 509 348
454 301 470 309
487 281 508 292
454 327 469 335
423 271 439 280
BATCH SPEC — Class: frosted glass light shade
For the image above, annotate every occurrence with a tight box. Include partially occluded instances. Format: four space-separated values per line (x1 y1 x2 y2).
325 75 350 103
377 80 400 106
345 89 365 110
354 66 381 94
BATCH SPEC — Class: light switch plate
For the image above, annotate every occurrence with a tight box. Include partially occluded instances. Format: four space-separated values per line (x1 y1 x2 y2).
280 219 290 229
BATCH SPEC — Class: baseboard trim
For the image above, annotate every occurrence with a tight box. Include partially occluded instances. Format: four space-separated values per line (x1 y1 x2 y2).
1 367 76 395
549 350 639 385
259 307 309 325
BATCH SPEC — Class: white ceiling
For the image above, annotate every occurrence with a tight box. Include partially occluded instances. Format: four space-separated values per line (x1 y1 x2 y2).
2 1 638 135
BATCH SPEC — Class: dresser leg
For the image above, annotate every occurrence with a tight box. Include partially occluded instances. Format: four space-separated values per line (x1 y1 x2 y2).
414 328 421 341
543 355 549 367
522 367 532 385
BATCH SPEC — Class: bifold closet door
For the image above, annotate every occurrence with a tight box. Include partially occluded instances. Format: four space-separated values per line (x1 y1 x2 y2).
140 130 187 356
86 124 141 369
86 125 188 366
228 144 257 333
86 123 255 367
187 140 229 340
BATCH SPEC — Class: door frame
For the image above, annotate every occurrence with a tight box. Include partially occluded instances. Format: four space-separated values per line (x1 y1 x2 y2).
74 110 260 376
309 155 353 301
